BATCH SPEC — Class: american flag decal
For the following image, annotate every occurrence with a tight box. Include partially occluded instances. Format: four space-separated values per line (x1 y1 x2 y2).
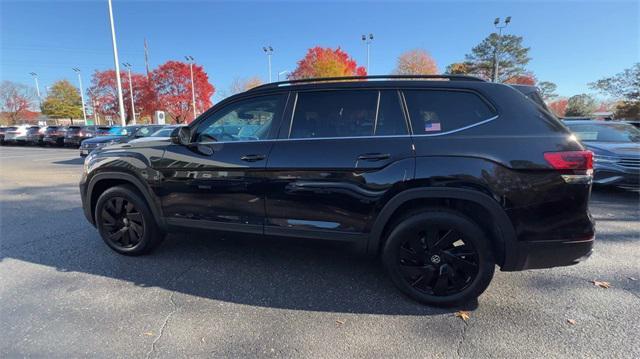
425 122 442 132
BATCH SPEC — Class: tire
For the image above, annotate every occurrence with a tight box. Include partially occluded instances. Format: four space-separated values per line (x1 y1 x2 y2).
95 185 165 255
382 208 495 307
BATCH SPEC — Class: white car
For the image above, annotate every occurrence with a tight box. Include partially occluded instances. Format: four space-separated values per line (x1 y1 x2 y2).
4 124 32 144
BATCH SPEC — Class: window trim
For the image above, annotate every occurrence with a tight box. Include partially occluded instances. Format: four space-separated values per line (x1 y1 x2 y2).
401 88 499 137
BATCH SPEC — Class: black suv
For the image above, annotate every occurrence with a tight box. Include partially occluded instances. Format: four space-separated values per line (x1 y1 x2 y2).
80 75 595 307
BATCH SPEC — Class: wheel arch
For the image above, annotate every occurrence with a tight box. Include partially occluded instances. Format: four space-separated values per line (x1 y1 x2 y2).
367 187 518 269
87 172 166 230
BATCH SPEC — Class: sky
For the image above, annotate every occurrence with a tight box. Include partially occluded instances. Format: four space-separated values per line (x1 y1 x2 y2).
0 0 638 102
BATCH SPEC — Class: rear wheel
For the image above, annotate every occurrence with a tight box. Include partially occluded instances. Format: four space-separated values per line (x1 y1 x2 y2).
382 208 495 307
95 185 164 255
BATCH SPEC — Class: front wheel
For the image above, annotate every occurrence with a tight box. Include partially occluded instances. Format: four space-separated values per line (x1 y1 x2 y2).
95 185 165 255
382 209 495 307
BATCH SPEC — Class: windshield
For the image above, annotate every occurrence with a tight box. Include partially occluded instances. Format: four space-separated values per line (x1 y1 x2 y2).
566 122 640 143
108 127 136 136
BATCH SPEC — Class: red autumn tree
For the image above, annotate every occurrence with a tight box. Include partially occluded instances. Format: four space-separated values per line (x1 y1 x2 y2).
548 98 568 117
289 47 367 80
88 70 154 124
504 73 537 85
151 61 215 123
394 49 438 75
0 81 37 124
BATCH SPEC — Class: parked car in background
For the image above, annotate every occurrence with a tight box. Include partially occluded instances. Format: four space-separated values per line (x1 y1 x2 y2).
4 124 32 145
0 126 14 145
64 125 111 147
26 126 44 145
81 75 596 307
565 120 640 189
624 120 640 129
80 124 164 156
42 126 68 146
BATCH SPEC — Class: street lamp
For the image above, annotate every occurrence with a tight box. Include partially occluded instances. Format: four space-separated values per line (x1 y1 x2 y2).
185 56 197 119
492 16 511 83
361 33 374 74
263 46 274 82
29 72 41 100
72 68 88 123
122 63 136 124
107 0 126 126
277 70 289 82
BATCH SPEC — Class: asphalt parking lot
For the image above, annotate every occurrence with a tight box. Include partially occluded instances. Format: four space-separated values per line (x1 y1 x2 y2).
0 145 638 358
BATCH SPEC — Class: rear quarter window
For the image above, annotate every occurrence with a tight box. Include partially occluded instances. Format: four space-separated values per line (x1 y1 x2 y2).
403 90 496 135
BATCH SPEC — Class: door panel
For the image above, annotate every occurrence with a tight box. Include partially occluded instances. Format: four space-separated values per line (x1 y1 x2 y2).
156 93 287 232
265 89 414 236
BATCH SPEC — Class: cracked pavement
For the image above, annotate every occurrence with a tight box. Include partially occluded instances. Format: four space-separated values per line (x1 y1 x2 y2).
1 146 639 358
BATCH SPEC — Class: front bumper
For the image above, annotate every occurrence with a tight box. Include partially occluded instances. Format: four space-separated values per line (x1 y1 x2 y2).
593 161 640 188
505 236 595 271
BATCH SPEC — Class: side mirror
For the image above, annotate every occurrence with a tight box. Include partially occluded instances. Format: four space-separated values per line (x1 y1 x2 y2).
170 126 192 145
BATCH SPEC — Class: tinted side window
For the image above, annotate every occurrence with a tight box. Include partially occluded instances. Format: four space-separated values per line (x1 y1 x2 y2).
375 90 407 136
404 90 495 135
196 94 284 142
290 91 377 139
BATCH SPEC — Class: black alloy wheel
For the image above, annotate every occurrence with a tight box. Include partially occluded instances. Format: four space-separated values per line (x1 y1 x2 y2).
382 209 495 307
101 197 145 249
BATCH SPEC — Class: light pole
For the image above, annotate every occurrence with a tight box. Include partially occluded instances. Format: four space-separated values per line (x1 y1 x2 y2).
277 70 289 81
263 46 274 82
108 0 126 126
492 16 511 83
29 72 41 100
72 68 88 123
361 33 374 74
185 56 197 119
122 62 136 124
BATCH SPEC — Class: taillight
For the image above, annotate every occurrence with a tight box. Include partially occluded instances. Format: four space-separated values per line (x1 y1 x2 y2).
544 150 593 183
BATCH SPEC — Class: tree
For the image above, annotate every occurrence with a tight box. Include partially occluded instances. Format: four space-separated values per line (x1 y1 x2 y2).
223 76 263 97
538 81 558 101
41 80 83 121
565 94 596 117
446 62 472 75
0 81 37 124
151 61 215 123
547 98 568 117
504 73 537 85
88 69 155 124
463 33 531 82
589 63 639 118
393 49 438 75
289 47 366 80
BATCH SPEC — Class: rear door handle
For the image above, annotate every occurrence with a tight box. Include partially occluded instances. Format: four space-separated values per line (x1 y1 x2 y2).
240 154 266 162
357 153 391 161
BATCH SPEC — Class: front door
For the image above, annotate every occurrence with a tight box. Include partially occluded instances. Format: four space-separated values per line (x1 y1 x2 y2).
156 93 288 234
264 89 415 240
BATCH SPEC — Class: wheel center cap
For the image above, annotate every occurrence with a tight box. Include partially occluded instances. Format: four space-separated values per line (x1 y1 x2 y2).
430 254 441 264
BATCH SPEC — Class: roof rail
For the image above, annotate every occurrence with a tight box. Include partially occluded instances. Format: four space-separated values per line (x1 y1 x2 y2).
249 74 486 91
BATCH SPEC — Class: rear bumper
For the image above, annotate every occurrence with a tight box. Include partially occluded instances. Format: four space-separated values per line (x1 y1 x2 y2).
503 236 594 271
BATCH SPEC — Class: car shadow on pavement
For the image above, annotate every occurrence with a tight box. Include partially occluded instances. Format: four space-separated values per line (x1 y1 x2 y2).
52 157 84 165
0 185 473 316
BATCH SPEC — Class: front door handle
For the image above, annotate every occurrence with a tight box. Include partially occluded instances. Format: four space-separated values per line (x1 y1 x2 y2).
240 154 266 162
357 153 391 161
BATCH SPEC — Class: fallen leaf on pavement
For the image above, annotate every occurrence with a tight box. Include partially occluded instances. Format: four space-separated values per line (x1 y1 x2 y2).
454 311 470 321
628 277 637 281
591 280 611 288
143 332 154 336
335 320 345 327
566 319 576 325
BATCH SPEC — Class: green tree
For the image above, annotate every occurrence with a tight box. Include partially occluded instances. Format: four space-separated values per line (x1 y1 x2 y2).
41 80 83 121
538 81 558 101
565 94 596 117
445 62 472 75
463 33 531 82
589 63 639 118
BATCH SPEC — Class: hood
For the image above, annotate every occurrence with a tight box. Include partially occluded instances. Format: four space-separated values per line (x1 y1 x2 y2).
82 135 130 144
127 136 170 144
584 141 640 157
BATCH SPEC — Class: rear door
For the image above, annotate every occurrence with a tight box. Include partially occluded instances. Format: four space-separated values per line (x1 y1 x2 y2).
157 93 288 233
264 89 414 240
